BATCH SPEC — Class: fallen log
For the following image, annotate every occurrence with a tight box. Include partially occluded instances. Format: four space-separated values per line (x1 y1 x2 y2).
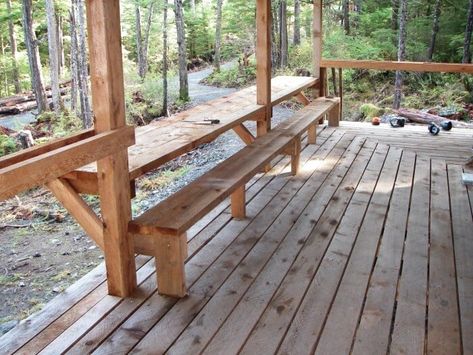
395 108 470 128
0 106 20 115
0 82 70 108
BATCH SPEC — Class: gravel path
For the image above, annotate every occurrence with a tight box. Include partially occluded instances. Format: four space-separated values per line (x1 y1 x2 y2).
133 65 298 214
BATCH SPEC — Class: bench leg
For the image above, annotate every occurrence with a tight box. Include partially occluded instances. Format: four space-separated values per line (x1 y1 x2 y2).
328 104 340 127
308 123 317 144
155 232 187 298
291 138 301 176
231 185 246 219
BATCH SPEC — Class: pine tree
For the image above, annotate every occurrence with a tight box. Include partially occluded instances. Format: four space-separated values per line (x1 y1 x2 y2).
45 0 63 112
174 0 189 101
393 0 407 109
214 0 224 71
22 0 48 113
463 0 473 63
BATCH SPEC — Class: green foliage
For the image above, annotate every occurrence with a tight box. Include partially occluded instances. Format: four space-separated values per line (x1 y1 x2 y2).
124 70 180 125
204 63 256 88
186 8 214 60
37 110 83 137
360 103 384 120
0 134 18 157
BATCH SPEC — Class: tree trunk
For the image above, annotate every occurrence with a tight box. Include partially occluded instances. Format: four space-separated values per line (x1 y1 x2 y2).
214 0 224 71
293 0 301 45
162 0 168 117
342 0 350 35
6 0 21 94
393 0 407 109
73 0 92 128
45 0 63 112
0 36 7 97
354 0 362 14
69 9 79 116
463 0 473 64
271 1 279 68
189 0 195 14
141 2 154 77
427 0 441 61
279 0 288 68
135 5 144 78
391 0 399 30
21 0 48 113
174 0 189 101
56 14 64 76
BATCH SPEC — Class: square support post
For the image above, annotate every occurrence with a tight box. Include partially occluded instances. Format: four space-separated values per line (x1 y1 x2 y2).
86 0 137 297
155 232 187 298
308 123 317 144
291 137 302 176
231 185 246 219
256 0 272 137
329 104 340 127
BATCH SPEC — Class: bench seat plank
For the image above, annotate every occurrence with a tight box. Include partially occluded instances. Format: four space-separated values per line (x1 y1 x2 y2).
129 97 339 236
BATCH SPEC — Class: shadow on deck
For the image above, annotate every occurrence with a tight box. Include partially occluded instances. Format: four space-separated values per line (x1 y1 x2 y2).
1 122 472 354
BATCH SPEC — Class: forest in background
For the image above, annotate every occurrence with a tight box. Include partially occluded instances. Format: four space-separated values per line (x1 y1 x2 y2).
0 0 472 157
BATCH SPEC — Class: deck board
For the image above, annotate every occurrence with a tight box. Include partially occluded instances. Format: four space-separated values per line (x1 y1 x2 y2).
1 122 472 355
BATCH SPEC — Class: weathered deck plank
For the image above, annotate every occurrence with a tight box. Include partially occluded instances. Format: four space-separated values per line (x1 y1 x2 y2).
427 159 461 354
390 155 430 355
1 122 472 355
313 146 402 355
170 136 368 354
448 165 473 355
351 150 415 355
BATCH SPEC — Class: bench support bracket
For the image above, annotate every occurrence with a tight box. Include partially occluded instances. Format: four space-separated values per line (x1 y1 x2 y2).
233 124 255 145
295 92 310 106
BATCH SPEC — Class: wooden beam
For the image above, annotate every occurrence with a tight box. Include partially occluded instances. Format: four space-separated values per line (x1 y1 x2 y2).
321 59 473 74
0 129 94 169
86 0 136 297
233 124 255 145
0 126 135 201
295 92 311 106
46 178 104 250
256 0 272 137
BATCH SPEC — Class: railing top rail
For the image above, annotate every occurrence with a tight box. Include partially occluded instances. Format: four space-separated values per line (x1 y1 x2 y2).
321 59 473 74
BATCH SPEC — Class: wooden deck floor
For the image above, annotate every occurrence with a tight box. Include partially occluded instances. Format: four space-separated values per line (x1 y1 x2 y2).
1 122 472 355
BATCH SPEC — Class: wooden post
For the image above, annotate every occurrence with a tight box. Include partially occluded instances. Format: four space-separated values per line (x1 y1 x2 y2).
256 0 272 137
308 123 317 144
155 233 187 298
86 0 137 297
290 137 301 176
231 185 246 219
328 104 340 127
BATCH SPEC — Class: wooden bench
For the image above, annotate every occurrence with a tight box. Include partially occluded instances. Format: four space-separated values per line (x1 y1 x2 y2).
128 97 340 297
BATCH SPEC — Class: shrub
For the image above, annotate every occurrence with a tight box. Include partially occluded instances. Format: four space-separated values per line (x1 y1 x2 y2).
0 134 18 157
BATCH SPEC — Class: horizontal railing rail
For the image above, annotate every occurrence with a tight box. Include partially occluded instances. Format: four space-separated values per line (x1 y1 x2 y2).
321 59 473 74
